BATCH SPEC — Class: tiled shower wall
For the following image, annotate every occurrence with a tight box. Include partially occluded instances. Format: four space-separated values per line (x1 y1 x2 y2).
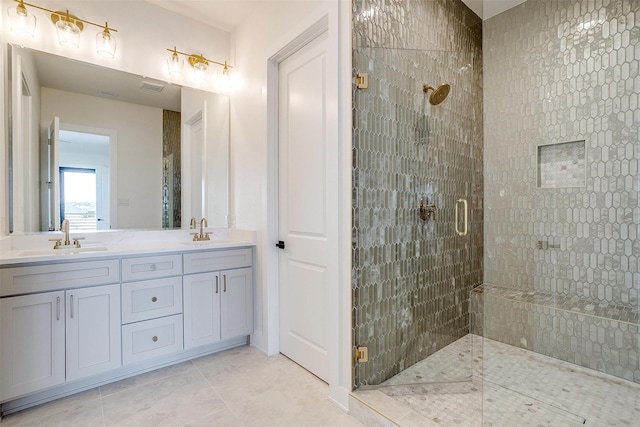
162 110 181 229
482 0 639 382
352 0 483 387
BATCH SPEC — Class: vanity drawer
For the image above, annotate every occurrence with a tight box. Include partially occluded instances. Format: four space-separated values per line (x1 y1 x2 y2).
183 248 252 274
122 314 183 365
121 254 182 282
121 277 182 324
0 259 120 297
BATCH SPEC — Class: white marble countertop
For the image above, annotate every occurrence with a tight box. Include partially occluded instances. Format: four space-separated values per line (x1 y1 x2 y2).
0 228 256 266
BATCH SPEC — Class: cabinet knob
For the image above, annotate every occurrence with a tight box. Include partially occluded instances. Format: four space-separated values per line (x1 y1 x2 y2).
152 336 158 342
150 264 157 271
151 296 158 302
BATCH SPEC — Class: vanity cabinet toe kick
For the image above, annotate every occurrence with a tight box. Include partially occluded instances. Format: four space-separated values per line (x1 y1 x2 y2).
0 247 254 415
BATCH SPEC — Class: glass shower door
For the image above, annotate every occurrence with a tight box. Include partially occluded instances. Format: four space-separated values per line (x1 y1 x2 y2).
352 47 482 395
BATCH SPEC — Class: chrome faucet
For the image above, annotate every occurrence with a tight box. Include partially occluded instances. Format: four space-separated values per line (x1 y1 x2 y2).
191 217 212 241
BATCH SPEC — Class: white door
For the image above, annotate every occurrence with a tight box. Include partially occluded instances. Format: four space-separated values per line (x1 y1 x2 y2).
277 31 335 382
0 291 66 400
44 117 60 230
66 284 121 380
96 165 110 229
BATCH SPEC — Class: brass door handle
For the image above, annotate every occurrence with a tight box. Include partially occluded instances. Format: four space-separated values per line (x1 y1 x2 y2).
455 198 468 237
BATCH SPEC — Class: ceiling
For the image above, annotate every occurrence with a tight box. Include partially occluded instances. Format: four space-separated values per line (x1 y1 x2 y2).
144 0 264 32
145 0 528 33
462 0 526 19
31 48 181 111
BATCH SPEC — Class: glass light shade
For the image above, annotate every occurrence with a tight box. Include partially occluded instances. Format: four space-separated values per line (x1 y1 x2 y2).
192 60 208 82
167 52 184 77
7 3 36 38
219 67 231 93
96 28 116 58
56 19 81 48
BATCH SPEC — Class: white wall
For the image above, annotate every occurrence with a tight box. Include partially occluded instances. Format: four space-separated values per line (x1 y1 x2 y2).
231 0 352 408
41 87 163 229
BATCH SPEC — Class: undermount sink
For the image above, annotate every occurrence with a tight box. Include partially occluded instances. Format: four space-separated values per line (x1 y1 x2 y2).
18 244 109 257
181 240 234 246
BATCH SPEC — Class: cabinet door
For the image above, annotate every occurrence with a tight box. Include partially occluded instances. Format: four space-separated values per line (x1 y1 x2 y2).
221 268 253 340
0 291 65 400
183 272 221 348
66 284 121 381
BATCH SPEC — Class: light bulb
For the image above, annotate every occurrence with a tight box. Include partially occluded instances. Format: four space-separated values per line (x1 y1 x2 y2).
7 0 36 38
55 12 81 48
167 47 184 77
190 55 208 83
96 22 116 58
219 63 231 94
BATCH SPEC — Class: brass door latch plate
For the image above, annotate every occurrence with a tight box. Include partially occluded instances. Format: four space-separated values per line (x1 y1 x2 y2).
355 73 369 89
356 346 369 363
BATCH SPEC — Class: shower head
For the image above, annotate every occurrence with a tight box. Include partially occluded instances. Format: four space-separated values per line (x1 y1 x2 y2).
422 83 450 105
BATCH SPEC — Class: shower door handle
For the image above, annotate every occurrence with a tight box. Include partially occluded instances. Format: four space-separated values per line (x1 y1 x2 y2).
455 198 468 237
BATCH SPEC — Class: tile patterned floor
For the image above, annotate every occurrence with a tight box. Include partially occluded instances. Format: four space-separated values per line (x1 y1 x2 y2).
4 338 639 426
354 335 640 426
0 346 363 427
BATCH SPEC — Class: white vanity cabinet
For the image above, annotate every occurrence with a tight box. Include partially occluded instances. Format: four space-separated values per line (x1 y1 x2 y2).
183 249 253 349
120 254 184 365
0 291 66 400
0 281 121 400
65 284 121 380
0 244 254 413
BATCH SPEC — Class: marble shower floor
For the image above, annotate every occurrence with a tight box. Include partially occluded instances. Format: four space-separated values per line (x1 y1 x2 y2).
0 346 363 427
352 335 640 426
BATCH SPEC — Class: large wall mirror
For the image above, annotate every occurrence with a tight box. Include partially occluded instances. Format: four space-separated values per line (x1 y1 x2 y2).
8 44 229 233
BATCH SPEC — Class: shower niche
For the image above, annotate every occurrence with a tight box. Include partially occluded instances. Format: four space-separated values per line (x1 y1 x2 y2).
537 140 586 188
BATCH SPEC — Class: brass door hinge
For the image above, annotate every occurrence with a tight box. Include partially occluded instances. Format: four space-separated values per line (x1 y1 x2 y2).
356 346 369 363
355 73 369 89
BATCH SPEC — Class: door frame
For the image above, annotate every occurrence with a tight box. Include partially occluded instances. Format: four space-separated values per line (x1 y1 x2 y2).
57 122 117 229
265 7 352 408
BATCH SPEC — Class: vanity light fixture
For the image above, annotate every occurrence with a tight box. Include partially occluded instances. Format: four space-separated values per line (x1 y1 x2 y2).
6 0 118 56
7 0 36 37
95 22 117 58
189 53 209 82
166 47 233 83
167 46 185 77
52 10 82 48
